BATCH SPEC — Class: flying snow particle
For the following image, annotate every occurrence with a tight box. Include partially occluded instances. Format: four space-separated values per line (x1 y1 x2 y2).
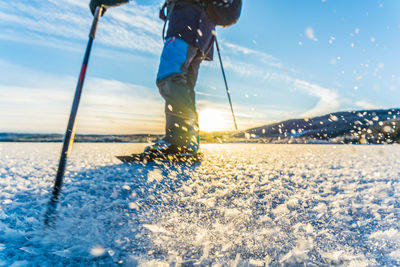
90 246 106 257
329 114 339 122
360 136 368 144
128 202 139 209
383 126 393 133
371 37 376 43
122 185 131 190
355 28 360 34
305 27 318 41
147 169 163 183
108 250 115 257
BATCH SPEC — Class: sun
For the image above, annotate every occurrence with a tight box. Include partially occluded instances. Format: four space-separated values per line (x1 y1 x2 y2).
198 108 227 132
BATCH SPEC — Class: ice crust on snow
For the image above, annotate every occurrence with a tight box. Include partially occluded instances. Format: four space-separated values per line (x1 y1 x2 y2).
90 246 106 257
0 143 400 265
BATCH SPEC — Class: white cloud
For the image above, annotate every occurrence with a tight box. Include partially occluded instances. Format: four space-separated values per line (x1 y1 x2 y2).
355 100 380 110
0 2 348 132
294 79 340 118
0 62 164 134
203 41 343 124
0 31 84 54
77 78 165 134
48 0 88 9
0 1 293 82
202 53 291 84
206 45 342 121
222 42 283 69
0 1 163 54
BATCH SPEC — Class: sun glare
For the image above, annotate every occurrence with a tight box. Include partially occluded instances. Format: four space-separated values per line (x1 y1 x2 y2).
199 109 227 132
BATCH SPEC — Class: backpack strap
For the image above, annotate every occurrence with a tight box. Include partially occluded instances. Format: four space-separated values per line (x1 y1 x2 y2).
160 0 177 40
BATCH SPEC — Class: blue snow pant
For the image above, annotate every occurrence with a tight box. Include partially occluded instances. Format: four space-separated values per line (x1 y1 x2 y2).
156 37 203 149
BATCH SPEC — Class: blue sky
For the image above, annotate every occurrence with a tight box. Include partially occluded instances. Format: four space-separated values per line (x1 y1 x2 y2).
0 0 399 134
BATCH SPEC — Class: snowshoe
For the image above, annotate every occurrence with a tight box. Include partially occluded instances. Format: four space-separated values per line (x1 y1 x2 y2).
117 139 201 164
116 151 202 164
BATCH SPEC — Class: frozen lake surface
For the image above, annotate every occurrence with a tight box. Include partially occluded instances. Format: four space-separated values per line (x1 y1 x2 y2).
0 143 400 266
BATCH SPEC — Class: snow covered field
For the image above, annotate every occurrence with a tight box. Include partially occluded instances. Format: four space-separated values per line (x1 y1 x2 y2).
1 143 400 266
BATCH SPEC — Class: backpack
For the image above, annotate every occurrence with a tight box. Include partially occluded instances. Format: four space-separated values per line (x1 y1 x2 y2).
204 0 242 27
159 0 242 27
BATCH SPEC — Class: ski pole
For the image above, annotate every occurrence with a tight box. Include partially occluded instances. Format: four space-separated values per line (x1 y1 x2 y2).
215 36 238 131
44 6 103 227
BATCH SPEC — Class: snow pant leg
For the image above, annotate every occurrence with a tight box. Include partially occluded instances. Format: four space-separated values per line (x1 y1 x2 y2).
184 47 203 148
156 37 203 148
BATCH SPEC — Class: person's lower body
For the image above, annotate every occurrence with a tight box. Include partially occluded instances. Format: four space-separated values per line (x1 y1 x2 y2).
145 37 203 155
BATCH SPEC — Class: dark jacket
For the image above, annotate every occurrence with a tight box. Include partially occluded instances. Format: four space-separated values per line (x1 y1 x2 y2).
166 1 215 60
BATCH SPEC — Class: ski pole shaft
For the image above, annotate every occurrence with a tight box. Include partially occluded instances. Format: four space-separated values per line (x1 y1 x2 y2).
44 6 103 227
215 37 238 131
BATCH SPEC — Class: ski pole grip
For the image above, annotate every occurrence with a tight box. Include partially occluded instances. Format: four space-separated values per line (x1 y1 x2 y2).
89 6 103 38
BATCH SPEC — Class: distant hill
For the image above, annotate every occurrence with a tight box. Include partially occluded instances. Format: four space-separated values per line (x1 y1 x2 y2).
2 109 399 144
242 108 400 144
0 133 162 143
